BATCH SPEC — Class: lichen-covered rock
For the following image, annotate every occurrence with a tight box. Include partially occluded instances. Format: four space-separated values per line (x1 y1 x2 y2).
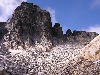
81 34 100 61
3 2 52 50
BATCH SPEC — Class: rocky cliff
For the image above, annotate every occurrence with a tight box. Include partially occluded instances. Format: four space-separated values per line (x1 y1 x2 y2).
3 2 52 50
64 30 98 45
0 2 100 75
0 2 98 50
52 23 64 45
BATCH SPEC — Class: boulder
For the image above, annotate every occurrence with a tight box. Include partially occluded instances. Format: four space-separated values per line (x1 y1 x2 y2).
81 34 100 61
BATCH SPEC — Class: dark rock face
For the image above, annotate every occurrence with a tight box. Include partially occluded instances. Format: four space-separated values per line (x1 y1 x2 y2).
64 30 98 45
4 2 52 49
52 23 64 45
66 29 72 36
52 23 63 38
0 22 8 40
51 25 98 46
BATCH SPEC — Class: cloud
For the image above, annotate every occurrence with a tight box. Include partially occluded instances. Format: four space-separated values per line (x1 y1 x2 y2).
47 8 58 25
0 0 27 22
91 0 100 8
85 25 100 34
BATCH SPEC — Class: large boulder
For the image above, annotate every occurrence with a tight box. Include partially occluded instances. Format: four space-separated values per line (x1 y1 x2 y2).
81 34 100 61
3 2 52 50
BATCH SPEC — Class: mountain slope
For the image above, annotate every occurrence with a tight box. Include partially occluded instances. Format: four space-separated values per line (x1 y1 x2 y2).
0 2 99 75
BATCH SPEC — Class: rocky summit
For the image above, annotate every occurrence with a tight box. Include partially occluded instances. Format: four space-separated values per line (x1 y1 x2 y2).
0 2 100 75
3 2 52 51
2 2 98 50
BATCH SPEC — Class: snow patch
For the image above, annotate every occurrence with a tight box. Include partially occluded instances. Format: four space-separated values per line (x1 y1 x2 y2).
9 49 26 55
94 60 100 63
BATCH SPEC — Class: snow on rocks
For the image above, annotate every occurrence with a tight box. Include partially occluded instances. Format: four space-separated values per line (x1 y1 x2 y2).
94 60 100 63
0 42 100 75
0 44 84 75
9 49 26 55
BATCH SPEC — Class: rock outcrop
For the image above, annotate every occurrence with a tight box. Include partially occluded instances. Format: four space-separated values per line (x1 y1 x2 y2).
3 2 52 50
0 2 98 49
52 26 98 46
52 23 63 45
81 34 100 61
0 2 99 75
64 30 98 45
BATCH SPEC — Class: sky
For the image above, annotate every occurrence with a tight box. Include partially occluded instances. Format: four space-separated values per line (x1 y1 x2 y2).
0 0 100 34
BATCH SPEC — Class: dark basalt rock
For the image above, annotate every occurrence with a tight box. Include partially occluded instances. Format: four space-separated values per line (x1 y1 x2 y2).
52 23 63 38
52 24 98 45
4 2 52 49
52 23 64 45
0 22 8 40
64 30 99 45
66 29 72 36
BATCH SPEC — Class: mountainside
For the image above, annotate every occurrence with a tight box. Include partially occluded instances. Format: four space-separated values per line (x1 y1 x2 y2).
0 2 98 50
0 2 99 75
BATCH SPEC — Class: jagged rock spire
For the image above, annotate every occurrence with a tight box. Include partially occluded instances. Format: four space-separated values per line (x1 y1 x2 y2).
3 2 52 50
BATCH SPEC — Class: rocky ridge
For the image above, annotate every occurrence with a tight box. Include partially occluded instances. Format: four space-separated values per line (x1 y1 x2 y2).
0 2 99 75
1 2 98 50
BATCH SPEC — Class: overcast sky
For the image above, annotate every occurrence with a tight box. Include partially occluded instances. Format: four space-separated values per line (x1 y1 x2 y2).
0 0 100 34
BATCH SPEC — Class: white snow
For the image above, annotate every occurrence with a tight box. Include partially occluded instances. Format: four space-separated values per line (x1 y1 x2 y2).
94 60 100 63
0 44 87 74
9 49 27 55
